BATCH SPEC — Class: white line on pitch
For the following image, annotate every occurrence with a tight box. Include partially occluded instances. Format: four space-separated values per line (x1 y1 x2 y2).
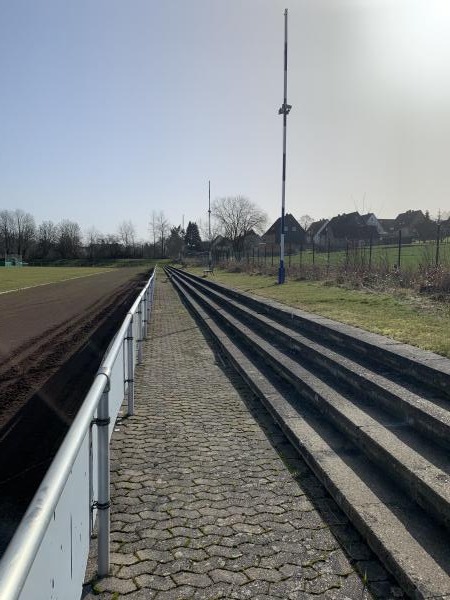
0 270 112 295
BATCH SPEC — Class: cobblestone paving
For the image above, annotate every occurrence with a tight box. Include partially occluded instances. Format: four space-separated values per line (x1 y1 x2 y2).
83 275 403 599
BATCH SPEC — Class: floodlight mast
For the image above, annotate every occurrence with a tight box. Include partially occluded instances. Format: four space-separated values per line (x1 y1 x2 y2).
208 180 212 269
278 8 292 285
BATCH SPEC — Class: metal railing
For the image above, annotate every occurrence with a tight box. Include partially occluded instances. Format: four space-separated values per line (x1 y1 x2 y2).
0 268 156 600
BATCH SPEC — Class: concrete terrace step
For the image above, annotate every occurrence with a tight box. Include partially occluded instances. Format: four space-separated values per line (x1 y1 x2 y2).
171 271 450 531
170 268 450 450
168 268 450 599
170 267 450 400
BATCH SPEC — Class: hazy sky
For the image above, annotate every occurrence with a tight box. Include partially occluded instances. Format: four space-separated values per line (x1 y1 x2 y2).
1 0 449 239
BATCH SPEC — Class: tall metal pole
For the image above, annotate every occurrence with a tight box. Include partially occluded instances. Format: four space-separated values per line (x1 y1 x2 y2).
278 9 292 284
208 180 212 269
208 180 211 241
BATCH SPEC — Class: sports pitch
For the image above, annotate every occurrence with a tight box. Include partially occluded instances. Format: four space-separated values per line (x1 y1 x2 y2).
0 266 112 293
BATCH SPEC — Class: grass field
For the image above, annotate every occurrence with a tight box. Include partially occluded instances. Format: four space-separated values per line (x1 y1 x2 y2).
187 266 450 357
27 257 166 268
230 241 450 270
0 266 114 293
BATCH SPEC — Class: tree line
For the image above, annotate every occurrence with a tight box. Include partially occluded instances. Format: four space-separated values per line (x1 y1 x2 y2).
0 196 269 262
0 209 149 262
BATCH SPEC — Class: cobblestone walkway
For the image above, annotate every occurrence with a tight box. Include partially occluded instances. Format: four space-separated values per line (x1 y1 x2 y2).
83 275 400 599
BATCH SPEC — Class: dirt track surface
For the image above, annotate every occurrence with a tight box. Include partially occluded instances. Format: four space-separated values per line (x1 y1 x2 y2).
0 267 150 554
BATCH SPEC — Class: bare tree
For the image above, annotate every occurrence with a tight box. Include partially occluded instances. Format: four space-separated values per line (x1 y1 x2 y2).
155 211 170 257
85 227 102 261
14 209 35 257
58 220 82 258
85 227 101 246
149 211 158 258
37 221 59 258
198 217 220 243
0 210 17 258
212 196 268 252
117 220 136 249
298 214 314 231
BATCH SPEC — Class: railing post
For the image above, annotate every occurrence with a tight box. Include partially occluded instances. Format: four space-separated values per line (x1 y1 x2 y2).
97 379 110 577
147 280 154 329
89 424 94 538
143 293 148 339
137 303 143 364
126 320 134 416
147 277 155 340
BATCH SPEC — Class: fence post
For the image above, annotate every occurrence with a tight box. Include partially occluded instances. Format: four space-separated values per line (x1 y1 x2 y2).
97 380 111 577
369 234 373 269
398 230 402 268
127 320 134 416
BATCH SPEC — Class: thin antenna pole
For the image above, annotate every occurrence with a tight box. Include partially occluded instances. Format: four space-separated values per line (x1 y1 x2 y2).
278 8 291 284
208 180 211 241
208 180 212 269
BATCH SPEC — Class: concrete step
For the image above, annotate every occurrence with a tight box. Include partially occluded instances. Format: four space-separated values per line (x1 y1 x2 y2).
169 267 450 401
169 271 450 599
174 272 450 532
171 268 450 451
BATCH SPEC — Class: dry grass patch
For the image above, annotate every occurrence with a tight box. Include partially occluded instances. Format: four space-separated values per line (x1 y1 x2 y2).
186 266 450 358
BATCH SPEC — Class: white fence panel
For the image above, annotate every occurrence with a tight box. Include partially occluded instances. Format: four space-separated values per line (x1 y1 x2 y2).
108 341 125 439
19 432 91 600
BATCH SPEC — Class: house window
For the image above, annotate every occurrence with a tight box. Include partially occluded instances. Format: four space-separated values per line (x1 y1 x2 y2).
292 226 296 231
284 226 288 232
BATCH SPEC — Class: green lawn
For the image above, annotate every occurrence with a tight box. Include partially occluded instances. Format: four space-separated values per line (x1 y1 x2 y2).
187 267 450 358
0 266 113 293
27 257 165 268
233 241 450 270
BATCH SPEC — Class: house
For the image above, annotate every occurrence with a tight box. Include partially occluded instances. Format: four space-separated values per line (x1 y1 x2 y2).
378 219 397 238
210 232 262 258
321 212 379 249
211 235 232 253
394 210 427 240
361 213 385 235
306 219 329 247
262 213 306 251
441 218 450 238
235 230 262 253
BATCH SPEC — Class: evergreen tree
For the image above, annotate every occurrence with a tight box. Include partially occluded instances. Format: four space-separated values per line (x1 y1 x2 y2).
184 221 202 250
166 226 184 258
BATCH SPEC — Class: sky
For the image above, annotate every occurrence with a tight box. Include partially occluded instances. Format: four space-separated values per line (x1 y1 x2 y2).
0 0 449 240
